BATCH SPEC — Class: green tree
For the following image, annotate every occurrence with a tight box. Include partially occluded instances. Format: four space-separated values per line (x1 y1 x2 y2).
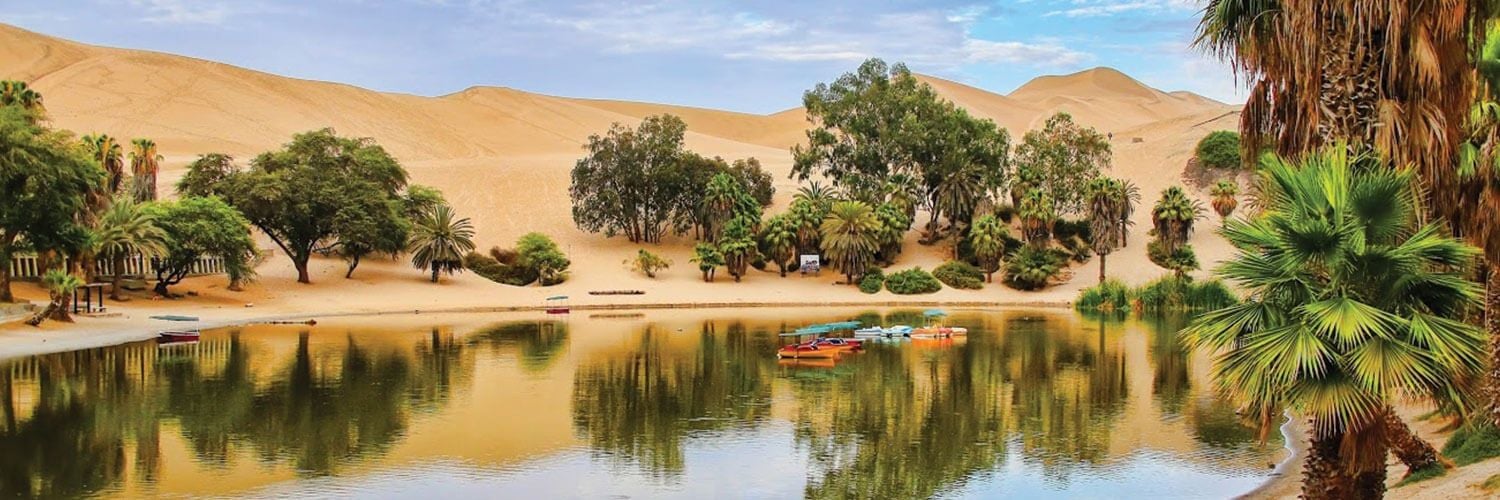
516 232 570 286
570 115 691 244
408 205 476 283
968 215 1008 283
872 202 911 264
758 214 798 277
1458 29 1500 425
128 139 162 202
627 249 670 278
94 197 169 300
1209 180 1239 222
691 243 724 282
175 153 237 198
1085 178 1127 283
1195 131 1241 169
24 270 82 326
1151 186 1203 257
0 106 101 302
1012 112 1111 215
718 216 758 282
83 134 127 194
143 197 256 296
1184 148 1485 499
0 80 44 118
186 129 413 283
820 201 882 285
792 59 1009 230
1017 189 1056 247
336 197 410 279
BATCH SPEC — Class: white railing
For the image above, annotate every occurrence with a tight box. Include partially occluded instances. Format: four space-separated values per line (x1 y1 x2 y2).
6 253 226 281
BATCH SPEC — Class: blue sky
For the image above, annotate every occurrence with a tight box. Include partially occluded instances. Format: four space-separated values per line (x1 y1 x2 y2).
7 0 1243 114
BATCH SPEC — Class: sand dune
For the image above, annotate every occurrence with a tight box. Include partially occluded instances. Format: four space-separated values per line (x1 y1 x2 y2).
0 21 1242 317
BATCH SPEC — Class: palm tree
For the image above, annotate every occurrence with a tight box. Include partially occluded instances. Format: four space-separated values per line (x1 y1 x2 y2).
820 201 881 285
0 80 44 117
83 134 127 194
932 166 984 241
969 215 1008 283
718 216 758 282
1085 177 1126 284
873 202 910 264
1454 27 1500 427
129 139 162 202
408 205 475 283
1117 179 1141 247
702 173 740 241
691 243 724 282
1209 180 1239 223
94 197 169 301
1151 186 1203 256
1017 188 1055 247
1184 148 1484 499
25 270 83 326
759 214 798 277
881 173 922 219
788 199 826 256
795 181 835 211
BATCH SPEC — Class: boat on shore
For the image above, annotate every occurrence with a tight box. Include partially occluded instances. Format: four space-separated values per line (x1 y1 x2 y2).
158 330 201 343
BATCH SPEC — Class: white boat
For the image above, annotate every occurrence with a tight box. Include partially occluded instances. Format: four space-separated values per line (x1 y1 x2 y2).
853 325 913 337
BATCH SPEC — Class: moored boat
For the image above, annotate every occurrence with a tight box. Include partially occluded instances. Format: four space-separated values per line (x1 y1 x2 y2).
158 329 200 343
854 325 913 337
777 343 839 359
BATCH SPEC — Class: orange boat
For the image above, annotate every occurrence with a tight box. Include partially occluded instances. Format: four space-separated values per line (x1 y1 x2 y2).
912 326 967 337
777 343 840 359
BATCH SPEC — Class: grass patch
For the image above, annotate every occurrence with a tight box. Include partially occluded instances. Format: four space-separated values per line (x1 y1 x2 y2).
1075 279 1133 312
1481 473 1500 492
933 261 984 290
1395 465 1446 486
1073 276 1238 315
1443 422 1500 466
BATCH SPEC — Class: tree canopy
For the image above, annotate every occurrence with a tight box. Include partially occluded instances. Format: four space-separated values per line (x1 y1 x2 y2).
0 105 102 302
1012 113 1111 215
143 197 256 296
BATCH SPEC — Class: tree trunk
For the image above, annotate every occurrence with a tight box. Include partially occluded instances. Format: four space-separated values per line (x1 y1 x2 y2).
430 264 440 283
0 234 12 303
1384 407 1447 475
25 293 71 326
1488 264 1500 427
345 254 360 279
1302 420 1388 500
1098 252 1107 284
295 258 311 284
109 253 126 301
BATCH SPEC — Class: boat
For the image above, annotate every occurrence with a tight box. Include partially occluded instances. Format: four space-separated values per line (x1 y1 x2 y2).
777 342 840 359
158 329 201 343
912 309 967 337
544 295 570 314
854 325 913 337
814 337 863 351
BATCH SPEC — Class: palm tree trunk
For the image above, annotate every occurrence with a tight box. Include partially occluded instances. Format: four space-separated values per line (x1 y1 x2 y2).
0 232 13 303
1098 252 1107 284
1303 423 1387 500
110 253 126 301
1488 264 1500 427
1384 407 1446 474
430 264 439 283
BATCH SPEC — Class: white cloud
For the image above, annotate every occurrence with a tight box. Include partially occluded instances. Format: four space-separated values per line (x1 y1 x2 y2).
1044 0 1200 18
128 0 235 24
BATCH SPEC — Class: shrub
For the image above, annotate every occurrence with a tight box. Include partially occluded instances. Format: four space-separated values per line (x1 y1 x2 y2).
465 251 536 286
517 232 570 285
1057 234 1093 262
627 249 671 278
933 261 984 290
1052 218 1093 242
885 267 941 295
858 268 885 294
1195 131 1241 169
1148 240 1200 274
1134 276 1237 313
995 204 1017 223
1004 246 1063 291
1444 422 1500 466
1075 279 1132 312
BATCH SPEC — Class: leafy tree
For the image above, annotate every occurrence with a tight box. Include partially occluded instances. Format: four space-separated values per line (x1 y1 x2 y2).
792 59 1009 231
1209 180 1239 222
336 197 410 279
1017 189 1056 247
727 157 774 206
718 216 758 282
129 139 162 202
820 201 881 285
25 270 81 326
402 185 447 220
143 197 256 296
0 80 44 118
186 129 413 283
83 134 127 194
1151 186 1204 257
1012 112 1111 215
758 214 798 277
516 232 570 286
691 243 724 282
872 202 911 265
627 249 671 278
788 198 829 257
94 197 169 300
408 205 475 283
702 172 759 241
570 115 690 244
1184 148 1484 499
968 214 1008 282
0 106 101 302
1085 178 1127 283
1195 131 1241 169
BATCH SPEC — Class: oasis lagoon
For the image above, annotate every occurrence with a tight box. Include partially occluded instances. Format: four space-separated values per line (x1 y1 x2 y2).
0 308 1282 498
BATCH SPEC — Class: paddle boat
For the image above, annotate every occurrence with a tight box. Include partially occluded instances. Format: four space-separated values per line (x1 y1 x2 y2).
158 329 201 343
912 309 967 337
854 325 913 338
544 295 570 314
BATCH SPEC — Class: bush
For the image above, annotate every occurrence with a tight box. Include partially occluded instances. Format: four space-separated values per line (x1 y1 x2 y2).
1148 240 1200 274
1444 422 1500 466
1195 131 1241 169
885 267 941 295
1075 279 1132 312
1057 234 1093 262
858 268 885 294
1052 218 1093 243
933 261 984 290
465 251 536 286
995 204 1017 224
627 249 671 278
1134 276 1237 312
517 232 570 285
1004 246 1064 291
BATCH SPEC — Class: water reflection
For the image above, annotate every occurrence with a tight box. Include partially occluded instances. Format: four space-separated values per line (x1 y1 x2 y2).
0 309 1279 498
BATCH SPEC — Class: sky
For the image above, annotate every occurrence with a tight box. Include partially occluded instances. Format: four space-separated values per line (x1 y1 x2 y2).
6 0 1245 114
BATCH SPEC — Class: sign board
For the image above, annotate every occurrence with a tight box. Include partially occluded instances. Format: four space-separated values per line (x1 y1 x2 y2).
799 255 821 275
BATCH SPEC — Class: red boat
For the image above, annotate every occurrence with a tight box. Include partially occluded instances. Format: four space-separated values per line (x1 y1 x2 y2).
158 330 201 343
544 295 570 315
777 342 840 359
814 338 864 350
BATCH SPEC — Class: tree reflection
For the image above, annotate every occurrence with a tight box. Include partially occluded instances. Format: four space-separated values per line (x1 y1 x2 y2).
469 321 568 373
